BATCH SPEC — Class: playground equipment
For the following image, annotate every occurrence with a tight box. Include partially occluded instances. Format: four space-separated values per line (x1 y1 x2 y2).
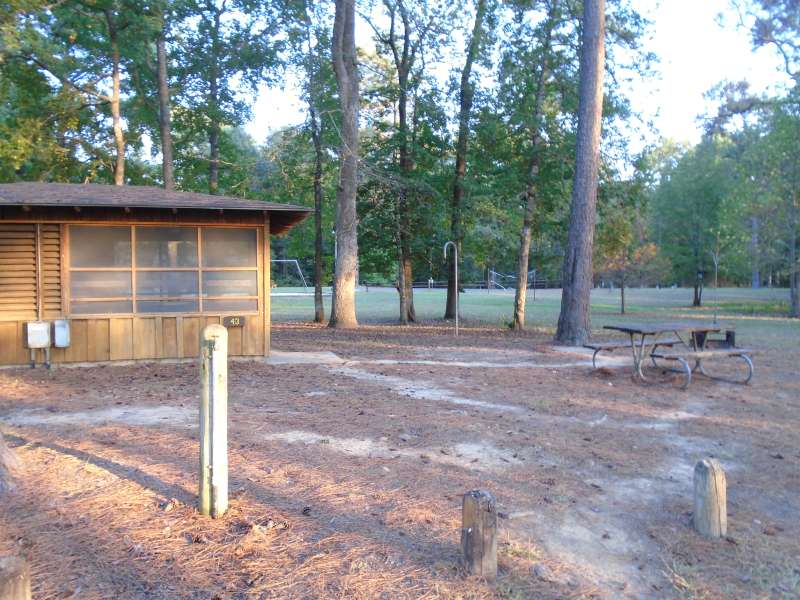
487 269 538 299
271 259 309 290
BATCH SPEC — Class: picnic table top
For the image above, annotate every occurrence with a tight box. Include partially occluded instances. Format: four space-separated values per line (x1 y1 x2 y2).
603 322 731 335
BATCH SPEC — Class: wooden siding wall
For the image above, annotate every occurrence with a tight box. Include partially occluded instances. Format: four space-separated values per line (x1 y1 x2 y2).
0 219 271 366
0 315 264 365
0 311 265 366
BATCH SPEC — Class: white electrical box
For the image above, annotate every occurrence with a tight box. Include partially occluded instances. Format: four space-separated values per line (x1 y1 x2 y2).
52 319 70 348
26 321 51 349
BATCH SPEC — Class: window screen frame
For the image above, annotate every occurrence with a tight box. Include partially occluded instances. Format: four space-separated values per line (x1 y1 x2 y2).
66 223 263 317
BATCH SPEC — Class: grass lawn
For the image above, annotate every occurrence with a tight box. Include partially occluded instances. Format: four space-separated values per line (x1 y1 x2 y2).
272 286 798 349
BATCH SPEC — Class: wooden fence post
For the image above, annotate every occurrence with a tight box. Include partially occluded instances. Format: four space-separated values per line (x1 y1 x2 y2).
693 458 727 538
461 490 497 580
0 556 31 600
199 324 228 518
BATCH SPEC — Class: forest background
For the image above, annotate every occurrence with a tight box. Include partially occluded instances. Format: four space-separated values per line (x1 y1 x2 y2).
1 0 798 320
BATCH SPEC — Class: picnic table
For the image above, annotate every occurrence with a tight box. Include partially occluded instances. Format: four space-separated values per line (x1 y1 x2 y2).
587 322 753 389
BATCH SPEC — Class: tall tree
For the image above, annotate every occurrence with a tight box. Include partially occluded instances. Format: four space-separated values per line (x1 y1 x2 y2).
510 0 559 330
741 96 800 316
295 2 335 323
17 1 141 185
554 0 606 345
156 7 175 190
369 0 442 324
650 139 735 307
172 0 278 195
329 0 359 328
128 1 175 189
309 51 326 324
445 0 490 320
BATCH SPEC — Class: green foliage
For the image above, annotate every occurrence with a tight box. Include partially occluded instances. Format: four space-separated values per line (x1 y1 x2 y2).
650 137 740 285
10 0 795 316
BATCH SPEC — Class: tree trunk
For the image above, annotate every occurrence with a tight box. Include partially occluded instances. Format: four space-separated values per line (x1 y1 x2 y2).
446 0 487 320
329 0 359 328
402 253 415 321
790 192 799 317
107 11 125 186
157 20 175 191
554 0 605 345
209 124 220 194
311 104 325 323
693 278 703 307
750 215 760 288
396 73 416 323
511 0 557 330
397 214 408 325
620 273 625 314
384 3 420 324
208 6 221 195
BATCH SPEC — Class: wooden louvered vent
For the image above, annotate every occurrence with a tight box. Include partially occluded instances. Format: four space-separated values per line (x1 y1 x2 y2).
40 224 62 317
0 224 37 318
0 223 62 319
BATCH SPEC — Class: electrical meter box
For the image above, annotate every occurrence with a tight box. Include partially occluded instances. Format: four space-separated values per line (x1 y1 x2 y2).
52 320 70 348
26 321 51 349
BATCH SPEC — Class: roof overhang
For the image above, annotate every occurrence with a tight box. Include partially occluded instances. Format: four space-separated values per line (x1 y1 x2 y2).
0 183 312 234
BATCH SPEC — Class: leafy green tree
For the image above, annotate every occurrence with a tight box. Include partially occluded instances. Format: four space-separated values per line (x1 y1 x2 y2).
9 0 153 185
651 138 740 306
282 0 338 322
367 0 455 323
739 94 800 315
595 175 667 313
445 0 493 320
171 0 280 194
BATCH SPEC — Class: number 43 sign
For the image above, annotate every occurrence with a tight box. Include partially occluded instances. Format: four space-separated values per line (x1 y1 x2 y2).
222 316 245 328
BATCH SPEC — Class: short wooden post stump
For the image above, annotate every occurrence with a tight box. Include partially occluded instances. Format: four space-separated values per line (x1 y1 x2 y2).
693 458 727 538
0 556 31 600
461 490 497 580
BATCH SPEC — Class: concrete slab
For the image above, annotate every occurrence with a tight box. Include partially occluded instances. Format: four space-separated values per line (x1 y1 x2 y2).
266 350 345 365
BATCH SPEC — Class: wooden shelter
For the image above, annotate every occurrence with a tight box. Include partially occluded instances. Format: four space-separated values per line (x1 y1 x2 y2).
0 183 310 366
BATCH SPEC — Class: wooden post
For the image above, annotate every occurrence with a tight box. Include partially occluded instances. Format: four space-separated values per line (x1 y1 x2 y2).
0 557 31 600
461 490 497 580
199 324 228 518
693 458 727 538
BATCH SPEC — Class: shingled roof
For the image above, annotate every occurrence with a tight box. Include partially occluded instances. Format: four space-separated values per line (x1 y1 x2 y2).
0 182 311 234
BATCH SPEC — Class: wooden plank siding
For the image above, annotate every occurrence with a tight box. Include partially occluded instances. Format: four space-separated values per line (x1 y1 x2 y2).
0 221 269 366
2 313 266 366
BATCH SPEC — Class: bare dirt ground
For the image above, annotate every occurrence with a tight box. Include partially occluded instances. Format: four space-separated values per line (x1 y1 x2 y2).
1 322 798 599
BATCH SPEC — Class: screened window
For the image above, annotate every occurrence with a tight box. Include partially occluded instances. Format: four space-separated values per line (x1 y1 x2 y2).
200 228 259 313
136 227 198 268
68 225 259 315
69 227 132 314
70 226 131 268
202 228 257 267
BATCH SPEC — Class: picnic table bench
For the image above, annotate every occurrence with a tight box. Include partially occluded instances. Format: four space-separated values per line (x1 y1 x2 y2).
586 322 754 390
650 348 754 389
585 338 682 368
